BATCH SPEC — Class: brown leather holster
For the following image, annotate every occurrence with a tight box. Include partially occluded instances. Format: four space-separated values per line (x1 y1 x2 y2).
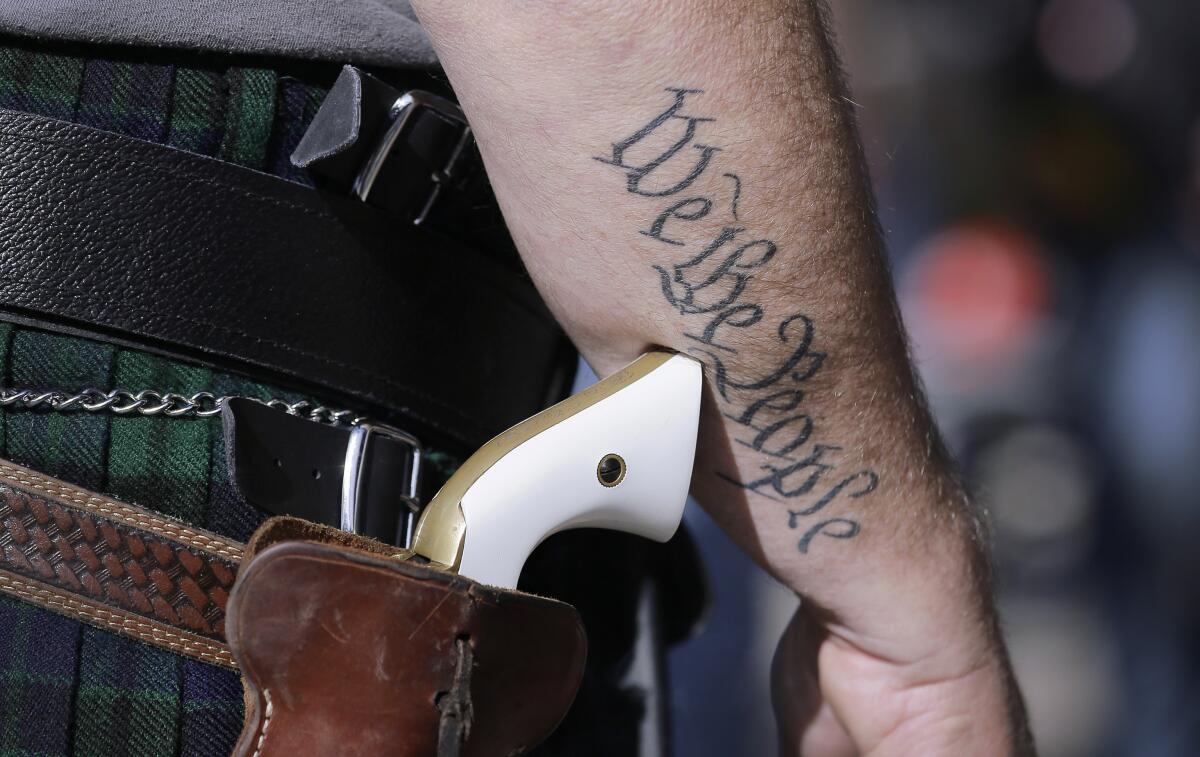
0 458 586 756
227 518 587 757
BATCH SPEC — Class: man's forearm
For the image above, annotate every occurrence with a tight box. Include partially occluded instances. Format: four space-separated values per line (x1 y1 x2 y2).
410 1 1027 752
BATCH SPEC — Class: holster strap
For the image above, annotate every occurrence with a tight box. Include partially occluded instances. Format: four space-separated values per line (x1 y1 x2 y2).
0 109 571 452
0 458 242 668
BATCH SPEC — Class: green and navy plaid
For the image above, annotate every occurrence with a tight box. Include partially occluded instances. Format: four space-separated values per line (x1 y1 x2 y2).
0 37 334 757
0 334 465 755
0 326 259 757
0 39 326 185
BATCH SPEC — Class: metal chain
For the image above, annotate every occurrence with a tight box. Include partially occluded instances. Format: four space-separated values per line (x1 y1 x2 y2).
0 387 366 426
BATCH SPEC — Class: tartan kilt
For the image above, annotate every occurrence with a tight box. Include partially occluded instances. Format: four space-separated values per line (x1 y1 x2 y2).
0 39 349 756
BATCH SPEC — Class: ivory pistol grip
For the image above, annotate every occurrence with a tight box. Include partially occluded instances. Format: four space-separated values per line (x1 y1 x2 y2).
411 352 703 588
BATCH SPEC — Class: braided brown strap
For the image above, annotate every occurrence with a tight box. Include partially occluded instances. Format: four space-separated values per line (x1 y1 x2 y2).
0 458 242 668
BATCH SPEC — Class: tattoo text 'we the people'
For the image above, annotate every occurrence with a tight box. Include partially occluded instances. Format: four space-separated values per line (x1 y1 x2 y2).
596 87 879 554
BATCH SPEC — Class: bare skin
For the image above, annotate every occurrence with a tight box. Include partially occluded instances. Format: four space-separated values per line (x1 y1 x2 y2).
408 1 1034 754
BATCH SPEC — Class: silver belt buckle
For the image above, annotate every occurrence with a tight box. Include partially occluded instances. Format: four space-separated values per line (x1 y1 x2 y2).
340 422 423 548
352 90 473 226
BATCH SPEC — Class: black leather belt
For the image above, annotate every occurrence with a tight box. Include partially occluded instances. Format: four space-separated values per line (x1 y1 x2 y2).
222 398 423 546
0 108 573 453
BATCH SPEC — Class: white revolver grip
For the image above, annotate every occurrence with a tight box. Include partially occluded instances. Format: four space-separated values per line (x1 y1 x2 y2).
456 354 702 588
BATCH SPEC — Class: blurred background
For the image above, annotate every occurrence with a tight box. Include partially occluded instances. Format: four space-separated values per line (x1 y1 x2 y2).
666 1 1200 755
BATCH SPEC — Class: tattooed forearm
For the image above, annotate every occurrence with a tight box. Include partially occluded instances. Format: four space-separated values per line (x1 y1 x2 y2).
409 10 1027 750
597 87 880 553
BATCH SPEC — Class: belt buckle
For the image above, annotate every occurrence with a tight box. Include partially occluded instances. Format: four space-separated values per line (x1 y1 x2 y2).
340 422 424 548
353 90 473 226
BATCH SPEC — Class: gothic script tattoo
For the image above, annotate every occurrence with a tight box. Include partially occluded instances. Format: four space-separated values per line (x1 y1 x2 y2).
597 87 880 553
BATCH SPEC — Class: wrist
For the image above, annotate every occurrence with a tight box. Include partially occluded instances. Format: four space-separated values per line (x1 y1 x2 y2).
773 575 1024 757
821 647 1023 756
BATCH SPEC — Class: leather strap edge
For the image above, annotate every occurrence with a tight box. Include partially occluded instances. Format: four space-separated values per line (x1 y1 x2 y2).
0 461 244 559
0 571 235 668
0 458 241 668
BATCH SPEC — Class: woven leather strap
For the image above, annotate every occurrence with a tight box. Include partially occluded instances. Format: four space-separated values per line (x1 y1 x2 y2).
0 458 242 668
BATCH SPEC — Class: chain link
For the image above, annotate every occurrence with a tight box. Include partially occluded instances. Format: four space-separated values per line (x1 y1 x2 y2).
0 387 366 426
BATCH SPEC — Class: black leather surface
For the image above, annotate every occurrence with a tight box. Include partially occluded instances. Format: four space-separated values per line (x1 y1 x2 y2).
223 398 418 545
293 65 486 229
0 109 572 451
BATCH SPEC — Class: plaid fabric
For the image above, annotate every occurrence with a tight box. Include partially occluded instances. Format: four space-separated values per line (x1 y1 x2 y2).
0 328 269 757
0 38 337 757
0 332 459 757
0 40 328 184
